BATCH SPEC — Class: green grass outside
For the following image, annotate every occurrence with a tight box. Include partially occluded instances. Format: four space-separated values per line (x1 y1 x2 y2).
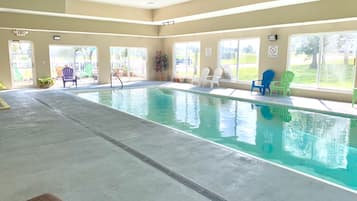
220 53 257 65
175 54 355 88
290 64 354 89
324 58 355 65
239 54 257 64
237 67 258 81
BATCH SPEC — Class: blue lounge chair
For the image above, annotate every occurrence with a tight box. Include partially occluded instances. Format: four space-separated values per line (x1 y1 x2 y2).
251 69 275 95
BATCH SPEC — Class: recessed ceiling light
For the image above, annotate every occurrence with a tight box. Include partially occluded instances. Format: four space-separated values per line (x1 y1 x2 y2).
147 2 155 5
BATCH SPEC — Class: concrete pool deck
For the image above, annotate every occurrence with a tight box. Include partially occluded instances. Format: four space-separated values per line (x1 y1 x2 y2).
0 82 356 201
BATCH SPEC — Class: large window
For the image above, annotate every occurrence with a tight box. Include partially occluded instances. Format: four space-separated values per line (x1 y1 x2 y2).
288 32 357 90
110 47 147 82
174 42 200 78
219 38 260 81
49 45 98 86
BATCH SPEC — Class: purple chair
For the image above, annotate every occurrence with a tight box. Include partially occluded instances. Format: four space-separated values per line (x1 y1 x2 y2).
62 67 77 88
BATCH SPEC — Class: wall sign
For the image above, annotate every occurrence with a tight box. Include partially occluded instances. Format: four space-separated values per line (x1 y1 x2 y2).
205 47 212 57
268 45 279 57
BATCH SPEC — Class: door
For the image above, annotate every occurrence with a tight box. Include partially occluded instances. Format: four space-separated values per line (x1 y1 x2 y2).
9 40 35 88
110 47 147 83
49 45 98 87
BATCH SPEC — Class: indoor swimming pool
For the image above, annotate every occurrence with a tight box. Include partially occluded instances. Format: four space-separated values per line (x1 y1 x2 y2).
76 87 357 191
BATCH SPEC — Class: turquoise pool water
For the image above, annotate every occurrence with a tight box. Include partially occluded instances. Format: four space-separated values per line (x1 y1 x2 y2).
77 87 357 191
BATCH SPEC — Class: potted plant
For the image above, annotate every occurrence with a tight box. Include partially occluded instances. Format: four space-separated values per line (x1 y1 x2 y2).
38 77 55 88
154 51 169 81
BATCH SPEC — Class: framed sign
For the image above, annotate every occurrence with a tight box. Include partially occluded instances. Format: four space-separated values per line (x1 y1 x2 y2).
268 45 279 57
205 48 212 57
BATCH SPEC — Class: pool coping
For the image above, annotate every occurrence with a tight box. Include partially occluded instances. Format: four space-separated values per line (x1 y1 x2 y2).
69 82 357 119
162 83 357 119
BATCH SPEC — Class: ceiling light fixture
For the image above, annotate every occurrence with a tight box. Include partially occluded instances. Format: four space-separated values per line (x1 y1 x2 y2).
53 35 61 40
162 20 175 26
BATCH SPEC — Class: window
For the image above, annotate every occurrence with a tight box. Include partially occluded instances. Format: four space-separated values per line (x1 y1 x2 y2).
110 47 147 82
174 42 200 78
219 38 260 81
288 32 357 90
49 45 98 86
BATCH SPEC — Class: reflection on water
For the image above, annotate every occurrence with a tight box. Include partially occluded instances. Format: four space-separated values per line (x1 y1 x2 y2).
77 88 357 190
283 111 349 169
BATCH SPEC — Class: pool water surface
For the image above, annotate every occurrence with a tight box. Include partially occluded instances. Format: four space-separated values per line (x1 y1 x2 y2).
77 87 357 191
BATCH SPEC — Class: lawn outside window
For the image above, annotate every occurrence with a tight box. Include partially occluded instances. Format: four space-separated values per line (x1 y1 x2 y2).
218 38 260 82
288 31 357 91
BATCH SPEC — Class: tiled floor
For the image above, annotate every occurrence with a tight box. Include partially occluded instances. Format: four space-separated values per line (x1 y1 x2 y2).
0 81 356 201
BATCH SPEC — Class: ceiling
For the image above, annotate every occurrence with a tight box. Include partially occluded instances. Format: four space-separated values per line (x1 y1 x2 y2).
80 0 192 9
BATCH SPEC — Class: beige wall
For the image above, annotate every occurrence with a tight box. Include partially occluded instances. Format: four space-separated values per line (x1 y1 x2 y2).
153 0 268 21
0 12 158 36
159 0 357 36
163 20 357 102
65 0 153 22
0 0 66 13
0 29 161 89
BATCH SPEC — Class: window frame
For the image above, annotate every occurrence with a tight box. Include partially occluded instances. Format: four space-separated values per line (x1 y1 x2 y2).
217 37 261 83
48 44 99 84
287 31 357 91
173 41 201 79
109 46 148 80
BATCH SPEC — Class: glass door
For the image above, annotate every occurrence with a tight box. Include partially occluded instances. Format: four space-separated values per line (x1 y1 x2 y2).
9 40 35 88
174 42 200 79
49 45 98 87
110 47 147 83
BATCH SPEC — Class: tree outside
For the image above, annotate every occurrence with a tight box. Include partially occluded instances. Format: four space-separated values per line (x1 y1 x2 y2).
289 33 357 90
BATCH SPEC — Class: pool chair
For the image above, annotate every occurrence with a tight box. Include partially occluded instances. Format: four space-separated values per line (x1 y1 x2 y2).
270 71 294 96
271 106 292 122
62 67 78 88
198 67 210 86
201 67 223 88
251 69 275 95
0 97 10 110
252 104 273 120
0 81 7 90
353 88 357 106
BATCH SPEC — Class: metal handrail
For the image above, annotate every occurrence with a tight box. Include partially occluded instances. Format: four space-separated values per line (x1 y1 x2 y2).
110 71 123 89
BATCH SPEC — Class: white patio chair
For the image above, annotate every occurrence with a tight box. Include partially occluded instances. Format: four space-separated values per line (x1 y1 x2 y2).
196 67 210 86
201 67 223 88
